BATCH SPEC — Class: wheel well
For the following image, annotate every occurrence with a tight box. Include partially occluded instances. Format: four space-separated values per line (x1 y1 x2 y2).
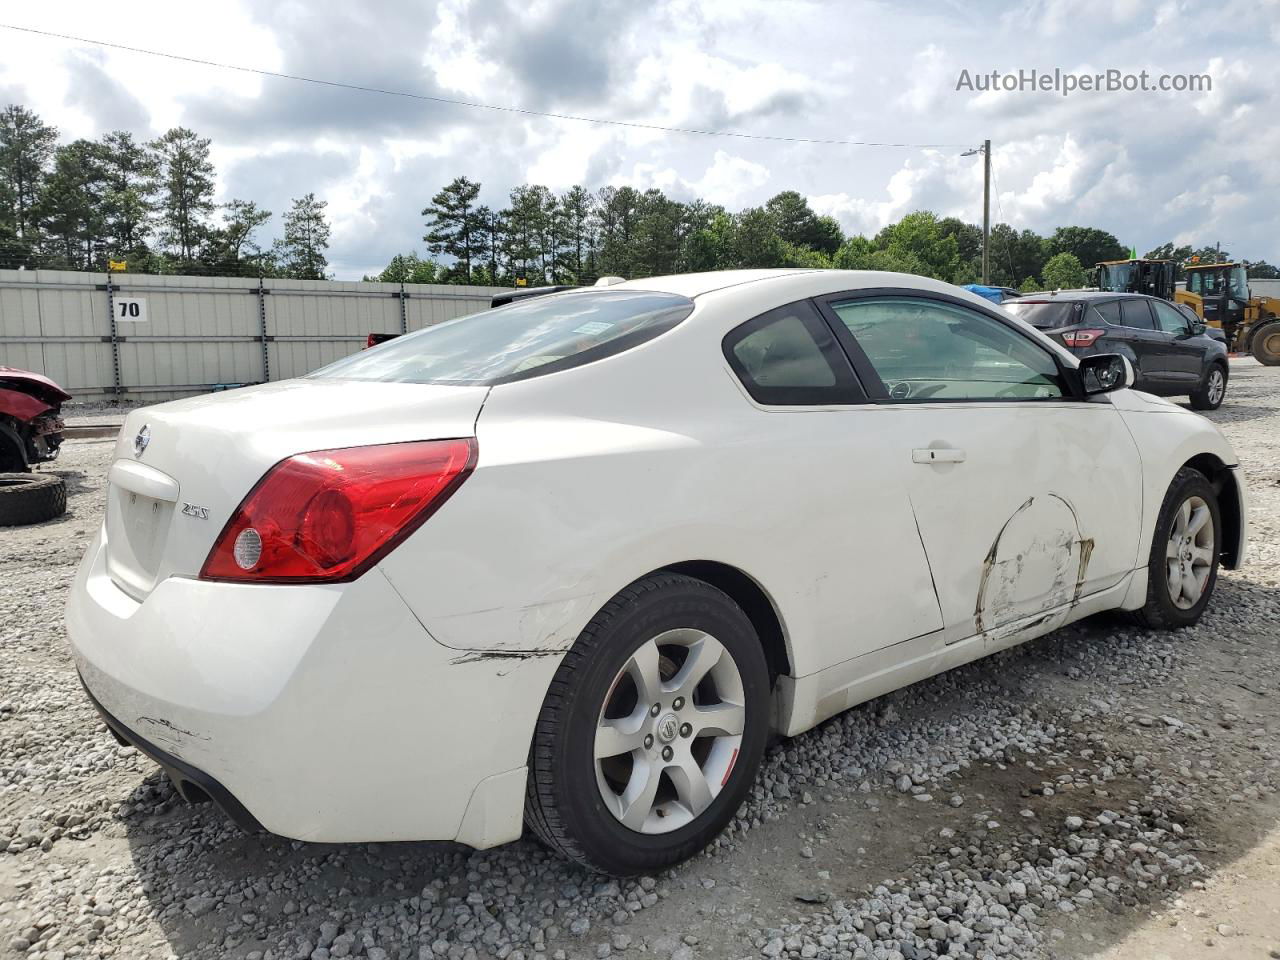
660 560 792 682
0 419 28 472
1181 453 1242 569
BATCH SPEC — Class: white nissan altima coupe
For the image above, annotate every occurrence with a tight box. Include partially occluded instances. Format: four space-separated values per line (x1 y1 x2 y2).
67 269 1248 875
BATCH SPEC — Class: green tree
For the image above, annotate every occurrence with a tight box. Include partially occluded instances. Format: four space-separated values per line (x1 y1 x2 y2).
365 253 441 284
834 236 928 276
202 199 272 275
558 185 594 282
1248 260 1279 280
38 139 108 270
729 207 784 268
1041 251 1087 289
779 241 832 269
986 224 1049 288
1018 276 1041 293
471 205 504 283
1048 226 1126 271
594 185 641 277
0 104 58 239
423 176 483 281
682 207 734 273
274 193 330 280
150 127 216 263
764 190 843 255
502 184 548 283
98 130 157 260
875 211 961 280
631 188 684 278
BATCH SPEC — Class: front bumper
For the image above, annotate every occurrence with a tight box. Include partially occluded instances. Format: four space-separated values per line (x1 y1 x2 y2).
67 526 563 847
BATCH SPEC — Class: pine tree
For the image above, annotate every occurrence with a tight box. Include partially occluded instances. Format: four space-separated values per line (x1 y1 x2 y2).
559 185 593 282
0 105 58 240
99 130 157 260
423 176 482 281
39 139 108 270
274 193 331 280
150 127 216 264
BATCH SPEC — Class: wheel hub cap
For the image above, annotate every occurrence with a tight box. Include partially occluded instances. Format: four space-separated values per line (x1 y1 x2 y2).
1165 494 1214 610
593 628 747 835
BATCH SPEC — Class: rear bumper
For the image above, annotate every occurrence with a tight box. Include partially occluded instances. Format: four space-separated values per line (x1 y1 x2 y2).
81 677 265 833
66 525 563 847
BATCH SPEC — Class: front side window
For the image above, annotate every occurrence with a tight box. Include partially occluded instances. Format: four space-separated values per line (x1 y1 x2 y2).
1152 300 1190 334
830 297 1066 401
723 301 861 405
312 289 694 385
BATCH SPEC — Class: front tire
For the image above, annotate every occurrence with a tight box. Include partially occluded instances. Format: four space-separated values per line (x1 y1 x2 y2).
1189 362 1227 410
1132 468 1220 629
525 573 770 875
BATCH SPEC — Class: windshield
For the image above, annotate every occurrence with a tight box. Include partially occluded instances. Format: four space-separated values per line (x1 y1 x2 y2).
1004 301 1082 329
1188 268 1226 297
312 289 694 385
1230 266 1249 298
1098 262 1134 292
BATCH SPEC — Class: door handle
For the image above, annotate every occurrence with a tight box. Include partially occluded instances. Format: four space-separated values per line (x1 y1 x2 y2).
912 447 966 464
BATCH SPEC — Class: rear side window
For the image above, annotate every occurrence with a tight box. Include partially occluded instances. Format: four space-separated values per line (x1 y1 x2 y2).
723 301 862 405
311 290 694 385
1093 301 1123 326
1118 299 1155 329
1004 301 1081 329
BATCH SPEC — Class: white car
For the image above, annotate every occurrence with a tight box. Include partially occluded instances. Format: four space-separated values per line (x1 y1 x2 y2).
66 269 1248 875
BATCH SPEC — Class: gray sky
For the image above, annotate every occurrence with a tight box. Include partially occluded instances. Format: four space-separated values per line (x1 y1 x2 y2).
2 0 1277 279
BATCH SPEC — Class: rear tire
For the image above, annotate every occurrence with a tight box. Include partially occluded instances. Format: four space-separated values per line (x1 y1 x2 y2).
1189 362 1227 410
0 473 67 526
1131 468 1220 629
525 573 770 875
1251 319 1280 366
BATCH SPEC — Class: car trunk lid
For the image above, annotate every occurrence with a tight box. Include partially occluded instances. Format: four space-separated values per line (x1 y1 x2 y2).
103 378 488 599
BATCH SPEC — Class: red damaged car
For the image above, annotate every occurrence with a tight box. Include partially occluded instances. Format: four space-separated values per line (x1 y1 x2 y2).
0 366 69 472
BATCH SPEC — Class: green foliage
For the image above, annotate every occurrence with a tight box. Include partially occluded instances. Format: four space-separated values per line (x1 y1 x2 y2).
366 253 441 284
274 193 330 280
0 105 58 240
150 127 216 263
1041 252 1087 290
1018 276 1041 293
1048 226 1126 270
38 139 108 270
765 191 843 255
423 176 483 281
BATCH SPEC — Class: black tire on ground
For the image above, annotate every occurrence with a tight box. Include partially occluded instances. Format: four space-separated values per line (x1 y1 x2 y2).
0 473 67 526
1131 467 1220 629
1189 361 1227 411
1251 319 1280 366
525 572 771 875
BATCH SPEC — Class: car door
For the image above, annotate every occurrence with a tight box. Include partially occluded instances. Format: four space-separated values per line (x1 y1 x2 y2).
1151 299 1207 383
1105 298 1173 390
720 300 945 671
816 291 1144 645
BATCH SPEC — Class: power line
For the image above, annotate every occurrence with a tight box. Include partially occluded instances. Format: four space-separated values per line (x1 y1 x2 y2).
0 23 971 150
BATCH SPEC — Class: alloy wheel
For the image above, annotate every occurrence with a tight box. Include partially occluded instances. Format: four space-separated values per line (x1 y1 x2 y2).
1207 368 1225 406
1166 494 1214 609
594 629 745 834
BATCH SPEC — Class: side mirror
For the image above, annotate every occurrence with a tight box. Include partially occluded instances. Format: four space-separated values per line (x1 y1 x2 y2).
1190 321 1207 336
1078 353 1132 395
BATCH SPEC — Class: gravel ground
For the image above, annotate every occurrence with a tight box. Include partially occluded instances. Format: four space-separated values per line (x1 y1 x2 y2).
2 361 1278 960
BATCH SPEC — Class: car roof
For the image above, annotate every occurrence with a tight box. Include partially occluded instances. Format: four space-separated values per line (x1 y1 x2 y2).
1006 291 1153 303
603 269 826 298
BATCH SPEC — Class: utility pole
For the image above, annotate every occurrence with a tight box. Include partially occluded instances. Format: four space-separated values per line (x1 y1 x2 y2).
963 140 992 284
982 139 991 285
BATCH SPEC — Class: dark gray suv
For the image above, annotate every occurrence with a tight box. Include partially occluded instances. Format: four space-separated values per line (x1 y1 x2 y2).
1004 292 1229 410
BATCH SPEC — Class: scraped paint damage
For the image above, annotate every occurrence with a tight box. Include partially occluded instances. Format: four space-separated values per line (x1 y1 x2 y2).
974 493 1095 636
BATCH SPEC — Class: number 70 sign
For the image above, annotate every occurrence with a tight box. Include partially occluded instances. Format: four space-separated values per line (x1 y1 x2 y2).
114 297 148 322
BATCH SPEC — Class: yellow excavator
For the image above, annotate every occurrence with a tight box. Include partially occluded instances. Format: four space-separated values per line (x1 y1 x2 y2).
1095 258 1280 364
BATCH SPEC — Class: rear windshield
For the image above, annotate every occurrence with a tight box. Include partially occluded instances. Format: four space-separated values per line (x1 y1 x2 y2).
312 289 694 385
1004 301 1082 329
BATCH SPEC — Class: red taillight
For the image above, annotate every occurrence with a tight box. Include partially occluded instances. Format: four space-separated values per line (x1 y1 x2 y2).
365 334 377 349
1062 329 1104 348
199 438 476 583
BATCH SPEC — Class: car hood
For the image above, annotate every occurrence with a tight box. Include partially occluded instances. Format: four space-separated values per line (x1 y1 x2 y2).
0 366 72 405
